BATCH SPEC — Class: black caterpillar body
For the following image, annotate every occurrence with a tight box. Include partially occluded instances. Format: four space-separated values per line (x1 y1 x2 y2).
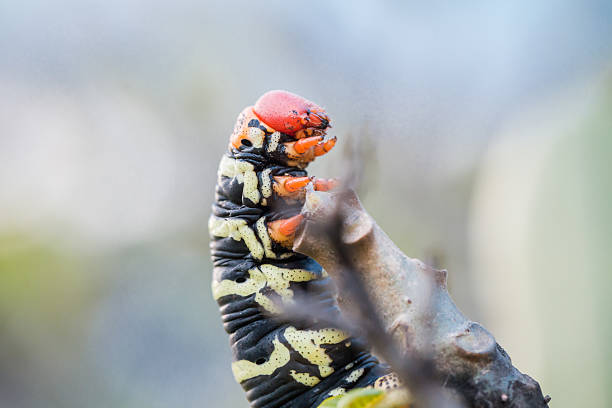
209 91 390 408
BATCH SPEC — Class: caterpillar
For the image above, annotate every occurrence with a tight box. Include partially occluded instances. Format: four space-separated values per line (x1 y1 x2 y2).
209 90 396 408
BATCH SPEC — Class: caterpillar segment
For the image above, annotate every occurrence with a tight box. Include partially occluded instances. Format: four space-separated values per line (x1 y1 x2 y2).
210 90 391 408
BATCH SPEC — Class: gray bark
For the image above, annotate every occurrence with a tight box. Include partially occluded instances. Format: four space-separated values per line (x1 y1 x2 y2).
293 189 550 408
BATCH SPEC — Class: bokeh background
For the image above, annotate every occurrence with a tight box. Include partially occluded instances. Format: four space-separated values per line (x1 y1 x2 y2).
1 1 611 407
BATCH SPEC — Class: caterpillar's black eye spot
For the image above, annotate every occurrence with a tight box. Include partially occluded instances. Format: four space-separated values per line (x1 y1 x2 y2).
235 277 246 283
241 139 252 147
255 357 267 365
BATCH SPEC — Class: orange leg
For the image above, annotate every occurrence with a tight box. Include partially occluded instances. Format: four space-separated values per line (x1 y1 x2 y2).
284 176 312 192
267 214 304 246
273 176 337 197
314 178 338 192
273 176 312 197
313 137 337 156
293 136 324 154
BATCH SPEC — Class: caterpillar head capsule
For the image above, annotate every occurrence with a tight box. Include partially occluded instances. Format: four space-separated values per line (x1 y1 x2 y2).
229 90 336 167
253 90 330 136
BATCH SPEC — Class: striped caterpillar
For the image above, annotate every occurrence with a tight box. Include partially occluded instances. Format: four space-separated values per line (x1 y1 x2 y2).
209 91 395 408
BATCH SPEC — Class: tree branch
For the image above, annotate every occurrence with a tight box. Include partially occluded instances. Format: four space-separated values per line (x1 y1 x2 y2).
293 188 551 407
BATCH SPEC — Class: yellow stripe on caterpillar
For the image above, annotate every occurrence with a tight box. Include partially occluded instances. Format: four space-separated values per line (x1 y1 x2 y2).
208 216 265 260
328 387 346 397
346 368 364 383
247 127 265 148
260 168 273 200
256 265 319 312
212 269 265 300
211 268 277 313
283 326 350 377
212 265 320 313
218 156 260 204
231 337 291 383
267 131 281 152
259 264 319 299
256 217 276 259
372 372 402 390
289 370 321 387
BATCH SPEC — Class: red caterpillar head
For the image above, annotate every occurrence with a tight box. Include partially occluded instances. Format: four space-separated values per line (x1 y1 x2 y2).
253 90 330 136
230 90 336 167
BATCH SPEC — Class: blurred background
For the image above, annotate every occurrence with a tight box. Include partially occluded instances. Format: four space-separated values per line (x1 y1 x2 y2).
1 1 611 407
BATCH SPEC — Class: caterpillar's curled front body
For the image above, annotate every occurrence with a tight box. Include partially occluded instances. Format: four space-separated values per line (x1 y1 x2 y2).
209 91 391 408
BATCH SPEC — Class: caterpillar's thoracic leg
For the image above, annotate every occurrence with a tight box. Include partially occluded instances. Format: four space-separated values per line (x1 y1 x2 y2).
283 176 311 192
293 136 324 153
313 178 338 192
273 176 339 197
313 137 337 157
283 136 324 159
267 214 304 247
282 136 337 163
273 176 311 197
